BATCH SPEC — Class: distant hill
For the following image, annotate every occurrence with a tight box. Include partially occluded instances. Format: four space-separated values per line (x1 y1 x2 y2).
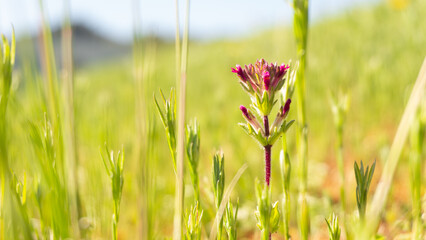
56 24 131 67
16 24 132 68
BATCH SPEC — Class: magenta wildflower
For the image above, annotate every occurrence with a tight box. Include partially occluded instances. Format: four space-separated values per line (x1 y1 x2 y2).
233 59 295 240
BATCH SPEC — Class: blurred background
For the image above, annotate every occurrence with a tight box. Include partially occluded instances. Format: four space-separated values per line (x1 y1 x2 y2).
0 0 424 239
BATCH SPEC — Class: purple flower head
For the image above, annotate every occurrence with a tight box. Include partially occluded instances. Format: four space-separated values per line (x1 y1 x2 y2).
233 59 290 115
262 71 270 91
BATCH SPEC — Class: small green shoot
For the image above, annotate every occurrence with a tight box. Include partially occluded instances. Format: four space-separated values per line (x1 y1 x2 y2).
100 143 125 240
186 119 200 203
254 179 281 240
325 213 341 240
212 151 225 240
354 160 376 220
154 88 177 173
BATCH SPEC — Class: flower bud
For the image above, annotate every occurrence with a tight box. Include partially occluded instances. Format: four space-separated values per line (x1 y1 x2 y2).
262 71 270 91
240 105 263 133
231 65 247 81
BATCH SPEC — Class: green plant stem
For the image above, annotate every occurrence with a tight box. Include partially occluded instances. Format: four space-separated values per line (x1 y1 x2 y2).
193 176 200 204
336 127 345 213
410 114 424 240
335 124 351 239
39 0 61 130
172 0 182 237
112 199 120 240
262 229 270 240
293 0 310 238
281 134 291 240
217 217 223 240
296 51 309 240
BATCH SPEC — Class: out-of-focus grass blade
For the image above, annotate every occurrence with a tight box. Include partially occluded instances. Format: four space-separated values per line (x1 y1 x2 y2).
209 163 248 240
361 57 426 238
173 0 190 238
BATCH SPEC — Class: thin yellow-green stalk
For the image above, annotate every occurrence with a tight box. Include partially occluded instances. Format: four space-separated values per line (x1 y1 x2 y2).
132 1 158 238
61 0 83 235
409 109 424 240
292 0 310 238
173 0 190 239
329 91 350 238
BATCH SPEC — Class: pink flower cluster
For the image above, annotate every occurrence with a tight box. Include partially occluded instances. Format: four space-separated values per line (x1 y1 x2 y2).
232 59 289 97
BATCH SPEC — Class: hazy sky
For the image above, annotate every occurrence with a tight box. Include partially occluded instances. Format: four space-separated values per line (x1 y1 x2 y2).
0 0 378 42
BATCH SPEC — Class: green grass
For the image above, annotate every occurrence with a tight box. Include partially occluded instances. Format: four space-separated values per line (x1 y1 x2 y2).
3 0 426 238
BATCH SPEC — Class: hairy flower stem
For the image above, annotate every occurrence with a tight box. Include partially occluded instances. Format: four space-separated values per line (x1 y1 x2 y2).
265 145 271 187
263 115 271 186
263 115 272 240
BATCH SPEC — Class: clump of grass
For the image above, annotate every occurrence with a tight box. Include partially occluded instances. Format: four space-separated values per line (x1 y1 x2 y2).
0 31 15 238
100 144 125 240
224 199 239 240
184 202 203 240
10 171 33 239
29 115 71 238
